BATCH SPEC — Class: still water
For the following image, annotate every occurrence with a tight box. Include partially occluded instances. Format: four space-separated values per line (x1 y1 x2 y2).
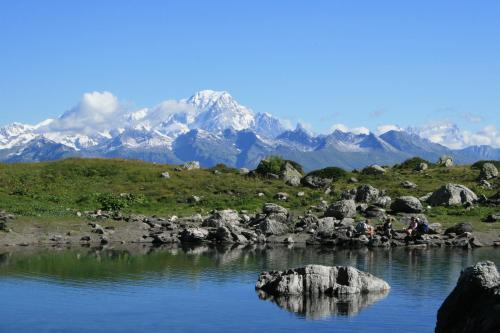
0 244 499 333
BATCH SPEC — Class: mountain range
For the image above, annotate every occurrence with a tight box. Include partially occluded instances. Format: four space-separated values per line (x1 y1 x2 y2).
1 90 498 171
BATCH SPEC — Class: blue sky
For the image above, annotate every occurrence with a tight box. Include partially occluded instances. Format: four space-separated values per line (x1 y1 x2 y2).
0 0 499 145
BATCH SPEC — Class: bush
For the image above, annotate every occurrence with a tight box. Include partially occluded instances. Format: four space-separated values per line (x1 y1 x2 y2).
304 166 347 181
471 160 500 170
395 157 431 170
255 156 304 176
96 193 147 211
209 163 239 174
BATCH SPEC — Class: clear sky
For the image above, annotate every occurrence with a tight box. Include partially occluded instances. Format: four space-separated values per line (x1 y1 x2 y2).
1 0 499 144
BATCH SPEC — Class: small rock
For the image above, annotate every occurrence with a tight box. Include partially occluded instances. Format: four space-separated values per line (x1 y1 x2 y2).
182 161 201 170
161 171 171 179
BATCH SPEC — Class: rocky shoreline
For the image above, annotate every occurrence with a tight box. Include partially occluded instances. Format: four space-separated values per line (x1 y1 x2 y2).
1 200 499 249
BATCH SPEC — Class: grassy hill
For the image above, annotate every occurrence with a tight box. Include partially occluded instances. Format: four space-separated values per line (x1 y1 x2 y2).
0 158 498 230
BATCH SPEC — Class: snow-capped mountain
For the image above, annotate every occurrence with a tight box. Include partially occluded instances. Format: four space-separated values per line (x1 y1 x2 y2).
0 90 497 170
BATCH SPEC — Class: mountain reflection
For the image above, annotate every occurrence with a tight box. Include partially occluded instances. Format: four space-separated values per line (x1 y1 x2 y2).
257 289 389 319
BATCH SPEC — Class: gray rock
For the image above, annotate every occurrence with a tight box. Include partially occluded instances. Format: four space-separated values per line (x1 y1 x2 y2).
325 200 357 219
436 261 500 333
239 167 250 175
152 232 177 244
485 213 500 223
256 265 390 296
256 219 289 236
401 180 417 189
391 196 423 213
302 175 333 188
202 209 241 228
428 184 478 206
355 184 380 203
341 188 357 200
281 162 302 187
415 162 428 171
438 155 454 167
161 171 170 179
374 196 392 208
263 203 288 216
180 227 209 242
479 162 498 180
361 165 386 175
275 192 289 201
182 161 201 170
445 223 473 235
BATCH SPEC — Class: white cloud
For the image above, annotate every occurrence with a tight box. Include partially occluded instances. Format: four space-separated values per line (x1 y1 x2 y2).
331 123 349 132
43 91 123 134
331 123 370 135
376 124 402 135
411 121 500 148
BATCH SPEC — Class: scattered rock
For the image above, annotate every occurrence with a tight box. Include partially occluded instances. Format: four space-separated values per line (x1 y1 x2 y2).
374 196 392 208
445 223 473 236
484 213 500 223
256 265 390 296
391 196 423 213
436 261 500 333
180 228 209 243
401 180 417 189
275 192 289 201
415 162 428 171
479 162 498 180
239 168 250 175
187 195 202 204
302 175 333 189
325 200 357 219
202 209 241 228
182 161 201 170
161 171 170 179
297 191 305 197
428 184 478 206
281 162 302 187
438 155 454 167
355 184 380 203
361 165 386 175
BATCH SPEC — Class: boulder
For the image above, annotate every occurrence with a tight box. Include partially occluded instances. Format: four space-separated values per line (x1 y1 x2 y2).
202 209 241 228
341 188 357 200
485 213 500 223
445 223 473 235
415 162 428 171
361 165 386 175
180 227 209 243
161 171 170 179
355 184 380 203
438 155 454 167
255 219 289 236
302 175 333 188
428 184 478 206
325 200 357 219
281 162 302 187
479 162 498 180
436 261 500 333
262 203 288 216
256 265 390 296
182 161 201 170
391 196 423 213
239 168 250 175
374 196 392 208
275 192 289 201
401 180 417 189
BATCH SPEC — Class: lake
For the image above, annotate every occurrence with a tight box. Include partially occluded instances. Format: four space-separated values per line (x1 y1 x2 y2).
0 244 499 333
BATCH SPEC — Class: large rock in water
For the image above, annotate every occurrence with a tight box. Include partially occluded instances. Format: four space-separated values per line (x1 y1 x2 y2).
202 209 241 228
436 261 500 333
391 196 423 213
325 200 356 219
256 265 390 296
427 184 478 206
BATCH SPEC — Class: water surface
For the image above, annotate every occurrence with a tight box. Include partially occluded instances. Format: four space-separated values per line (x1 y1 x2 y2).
1 244 499 333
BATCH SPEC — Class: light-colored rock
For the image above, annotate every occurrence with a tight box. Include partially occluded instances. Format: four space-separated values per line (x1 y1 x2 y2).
428 184 478 206
239 168 250 175
180 227 209 242
401 180 417 189
415 162 428 171
182 161 201 170
256 265 390 296
275 192 289 201
202 209 241 228
391 196 423 213
302 175 333 188
479 162 498 180
161 171 170 179
325 200 357 219
375 196 392 208
281 162 302 187
436 261 500 333
438 155 454 167
355 184 380 203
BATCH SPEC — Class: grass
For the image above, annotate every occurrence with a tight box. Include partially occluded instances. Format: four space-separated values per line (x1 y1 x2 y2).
0 158 499 231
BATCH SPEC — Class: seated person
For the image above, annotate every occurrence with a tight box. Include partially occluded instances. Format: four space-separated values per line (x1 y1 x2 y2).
406 217 418 236
356 219 375 237
381 218 394 237
417 218 430 234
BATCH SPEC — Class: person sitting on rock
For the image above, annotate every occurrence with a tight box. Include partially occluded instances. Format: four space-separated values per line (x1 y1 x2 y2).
381 218 394 238
406 217 418 236
356 219 375 237
416 218 430 235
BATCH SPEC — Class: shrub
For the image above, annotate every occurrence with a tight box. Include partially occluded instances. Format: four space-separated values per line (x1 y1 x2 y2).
471 160 500 170
304 166 347 181
96 193 147 211
209 163 239 174
255 156 304 176
395 157 431 170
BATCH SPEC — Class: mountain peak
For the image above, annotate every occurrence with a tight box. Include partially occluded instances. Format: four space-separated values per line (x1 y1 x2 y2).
187 90 233 110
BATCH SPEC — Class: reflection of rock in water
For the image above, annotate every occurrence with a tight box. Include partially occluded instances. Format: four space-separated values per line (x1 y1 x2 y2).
257 289 389 319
